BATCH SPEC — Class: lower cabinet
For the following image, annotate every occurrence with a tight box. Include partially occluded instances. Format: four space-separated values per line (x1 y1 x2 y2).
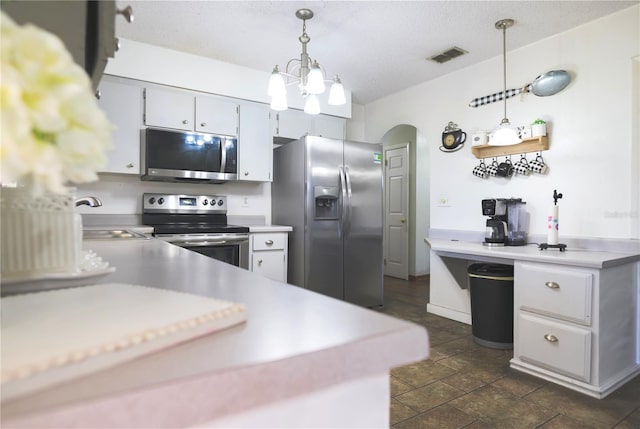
249 232 288 282
512 260 639 398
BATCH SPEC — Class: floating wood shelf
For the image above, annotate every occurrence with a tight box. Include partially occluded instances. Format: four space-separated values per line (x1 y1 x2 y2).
471 136 549 159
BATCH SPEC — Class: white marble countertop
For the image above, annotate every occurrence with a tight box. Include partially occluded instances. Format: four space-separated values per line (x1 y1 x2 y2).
426 237 640 269
2 239 427 427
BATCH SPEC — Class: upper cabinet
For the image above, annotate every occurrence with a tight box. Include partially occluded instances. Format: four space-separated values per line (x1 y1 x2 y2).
196 97 239 137
312 115 346 140
271 109 346 141
272 109 311 140
96 76 143 174
238 102 272 182
144 87 239 136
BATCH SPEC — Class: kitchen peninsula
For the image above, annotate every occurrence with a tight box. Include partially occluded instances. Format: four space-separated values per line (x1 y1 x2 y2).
426 236 640 399
1 239 428 428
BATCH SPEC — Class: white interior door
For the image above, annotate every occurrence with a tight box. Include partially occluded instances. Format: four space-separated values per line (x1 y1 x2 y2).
384 143 409 279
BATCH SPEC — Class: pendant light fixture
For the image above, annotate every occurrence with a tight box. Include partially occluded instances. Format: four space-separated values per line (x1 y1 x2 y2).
490 18 522 146
267 9 347 114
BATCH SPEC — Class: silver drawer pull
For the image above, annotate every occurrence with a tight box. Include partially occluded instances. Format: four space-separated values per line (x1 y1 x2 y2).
544 334 559 343
545 281 560 289
265 240 274 245
201 122 206 127
182 120 189 125
258 259 263 265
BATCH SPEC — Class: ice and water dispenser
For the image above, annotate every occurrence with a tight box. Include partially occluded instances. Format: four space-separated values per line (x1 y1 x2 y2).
314 186 339 220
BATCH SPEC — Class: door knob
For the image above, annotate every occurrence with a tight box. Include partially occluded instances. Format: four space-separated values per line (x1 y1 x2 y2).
401 218 406 224
117 5 134 23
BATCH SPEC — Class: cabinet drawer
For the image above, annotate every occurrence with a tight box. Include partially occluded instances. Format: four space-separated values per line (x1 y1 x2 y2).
517 313 591 382
516 262 593 325
252 233 285 251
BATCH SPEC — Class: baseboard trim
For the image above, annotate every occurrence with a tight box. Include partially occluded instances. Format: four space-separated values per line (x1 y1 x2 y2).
426 304 471 325
409 275 429 282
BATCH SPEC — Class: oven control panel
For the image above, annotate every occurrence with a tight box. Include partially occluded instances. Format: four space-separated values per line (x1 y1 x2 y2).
143 193 226 213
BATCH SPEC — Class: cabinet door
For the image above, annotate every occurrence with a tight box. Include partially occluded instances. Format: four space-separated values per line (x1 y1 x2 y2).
273 109 311 139
238 103 272 182
251 251 286 282
196 96 238 136
144 87 194 131
313 115 346 140
96 77 143 174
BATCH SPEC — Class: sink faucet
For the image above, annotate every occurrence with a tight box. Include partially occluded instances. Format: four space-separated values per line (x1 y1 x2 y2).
75 196 102 207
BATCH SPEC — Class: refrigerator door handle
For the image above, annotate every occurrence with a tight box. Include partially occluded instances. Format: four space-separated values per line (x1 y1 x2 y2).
344 165 353 238
338 166 347 239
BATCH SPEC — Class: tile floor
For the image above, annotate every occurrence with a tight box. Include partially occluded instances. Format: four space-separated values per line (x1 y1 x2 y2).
381 276 640 429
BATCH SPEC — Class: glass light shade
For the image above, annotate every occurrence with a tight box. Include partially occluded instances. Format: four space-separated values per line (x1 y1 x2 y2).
490 122 522 146
268 69 286 97
303 94 321 115
306 63 326 95
270 94 288 111
328 77 346 106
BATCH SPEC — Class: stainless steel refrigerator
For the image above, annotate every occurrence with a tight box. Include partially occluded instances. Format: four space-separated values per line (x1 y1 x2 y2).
272 135 383 308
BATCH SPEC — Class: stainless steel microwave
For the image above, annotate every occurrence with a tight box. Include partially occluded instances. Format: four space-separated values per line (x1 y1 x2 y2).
141 128 237 183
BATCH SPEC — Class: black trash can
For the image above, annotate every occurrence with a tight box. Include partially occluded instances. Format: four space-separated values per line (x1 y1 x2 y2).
468 263 514 349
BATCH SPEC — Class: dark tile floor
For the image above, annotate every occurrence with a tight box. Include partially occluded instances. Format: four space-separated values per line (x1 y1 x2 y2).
381 276 640 429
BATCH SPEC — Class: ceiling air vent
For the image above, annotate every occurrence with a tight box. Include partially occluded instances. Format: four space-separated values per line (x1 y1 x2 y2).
428 46 468 64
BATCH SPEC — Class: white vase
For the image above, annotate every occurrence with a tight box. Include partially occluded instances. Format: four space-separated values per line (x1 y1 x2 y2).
531 123 547 137
1 186 79 280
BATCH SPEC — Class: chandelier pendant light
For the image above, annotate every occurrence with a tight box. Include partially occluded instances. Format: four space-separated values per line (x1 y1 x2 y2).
490 18 522 146
267 9 346 114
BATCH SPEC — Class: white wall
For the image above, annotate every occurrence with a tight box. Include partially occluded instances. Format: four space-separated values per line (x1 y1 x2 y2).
364 6 640 241
75 174 271 222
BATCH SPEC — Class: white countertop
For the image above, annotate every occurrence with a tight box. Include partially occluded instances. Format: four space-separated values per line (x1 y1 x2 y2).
425 237 640 269
248 225 293 233
2 239 427 427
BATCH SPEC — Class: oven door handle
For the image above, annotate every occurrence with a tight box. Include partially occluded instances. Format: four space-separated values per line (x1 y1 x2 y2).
169 237 248 247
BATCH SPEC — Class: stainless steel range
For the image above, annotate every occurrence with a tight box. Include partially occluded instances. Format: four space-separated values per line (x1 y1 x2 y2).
142 193 249 268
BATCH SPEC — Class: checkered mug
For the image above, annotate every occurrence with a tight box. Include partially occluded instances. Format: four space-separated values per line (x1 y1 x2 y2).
472 160 488 179
486 159 499 177
530 155 548 174
514 156 530 175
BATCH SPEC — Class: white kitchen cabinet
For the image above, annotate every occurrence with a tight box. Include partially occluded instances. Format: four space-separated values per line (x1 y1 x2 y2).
272 109 311 140
144 87 194 132
195 96 238 136
96 76 143 174
249 232 288 282
312 115 346 140
512 260 639 398
238 102 272 182
144 87 239 136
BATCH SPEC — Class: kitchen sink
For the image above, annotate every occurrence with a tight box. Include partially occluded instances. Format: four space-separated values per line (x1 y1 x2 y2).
83 229 150 240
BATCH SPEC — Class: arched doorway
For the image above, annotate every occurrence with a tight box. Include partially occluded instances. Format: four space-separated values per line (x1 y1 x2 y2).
381 124 430 279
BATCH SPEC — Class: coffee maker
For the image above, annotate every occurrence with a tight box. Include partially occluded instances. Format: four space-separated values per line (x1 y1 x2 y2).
482 198 528 246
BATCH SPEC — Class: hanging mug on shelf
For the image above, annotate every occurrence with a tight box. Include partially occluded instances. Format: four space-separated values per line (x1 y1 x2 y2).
497 157 514 177
472 160 488 179
486 158 499 177
514 155 530 175
530 153 548 174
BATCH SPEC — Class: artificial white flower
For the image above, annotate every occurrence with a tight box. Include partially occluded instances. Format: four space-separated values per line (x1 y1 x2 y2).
0 11 112 195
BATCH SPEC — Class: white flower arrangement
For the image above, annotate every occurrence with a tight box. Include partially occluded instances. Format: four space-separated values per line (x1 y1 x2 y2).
0 11 112 195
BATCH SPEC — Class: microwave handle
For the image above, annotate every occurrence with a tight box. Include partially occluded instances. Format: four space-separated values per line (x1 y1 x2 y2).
220 139 227 173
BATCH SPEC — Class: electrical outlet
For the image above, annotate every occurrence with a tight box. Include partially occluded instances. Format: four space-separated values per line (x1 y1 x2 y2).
438 195 450 207
242 196 249 207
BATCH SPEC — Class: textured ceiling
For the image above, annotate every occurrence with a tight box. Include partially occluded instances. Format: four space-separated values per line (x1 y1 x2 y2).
115 1 638 104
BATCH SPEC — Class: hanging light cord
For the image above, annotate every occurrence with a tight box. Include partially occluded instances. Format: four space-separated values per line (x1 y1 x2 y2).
501 24 507 122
